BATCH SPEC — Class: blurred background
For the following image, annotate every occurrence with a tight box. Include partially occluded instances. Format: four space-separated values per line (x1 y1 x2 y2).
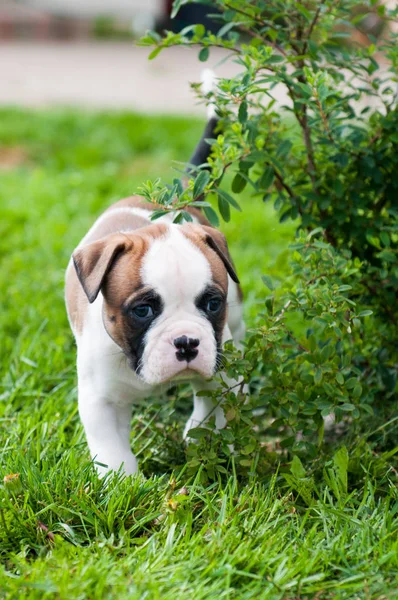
0 0 395 114
0 0 241 114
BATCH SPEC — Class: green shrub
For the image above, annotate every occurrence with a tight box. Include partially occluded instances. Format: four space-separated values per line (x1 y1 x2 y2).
139 0 398 480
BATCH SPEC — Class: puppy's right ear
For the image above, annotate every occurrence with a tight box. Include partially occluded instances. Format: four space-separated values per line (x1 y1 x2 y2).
73 234 130 303
201 226 240 284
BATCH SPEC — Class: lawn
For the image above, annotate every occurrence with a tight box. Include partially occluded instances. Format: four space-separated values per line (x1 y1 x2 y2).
0 108 397 599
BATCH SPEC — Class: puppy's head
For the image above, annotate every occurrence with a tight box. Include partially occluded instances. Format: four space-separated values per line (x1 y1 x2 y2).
73 223 239 385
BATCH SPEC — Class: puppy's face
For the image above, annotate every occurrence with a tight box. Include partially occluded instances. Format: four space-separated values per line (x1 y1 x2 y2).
73 223 239 385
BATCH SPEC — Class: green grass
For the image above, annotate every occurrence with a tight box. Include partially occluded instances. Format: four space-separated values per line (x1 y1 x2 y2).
0 108 397 599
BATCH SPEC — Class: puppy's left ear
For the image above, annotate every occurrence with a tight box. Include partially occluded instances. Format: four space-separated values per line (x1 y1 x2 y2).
202 226 240 284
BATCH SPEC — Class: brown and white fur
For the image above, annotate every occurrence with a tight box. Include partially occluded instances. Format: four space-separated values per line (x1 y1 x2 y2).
65 119 245 477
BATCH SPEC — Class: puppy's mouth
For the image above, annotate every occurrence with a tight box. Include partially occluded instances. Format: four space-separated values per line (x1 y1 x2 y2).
169 367 209 382
136 362 214 386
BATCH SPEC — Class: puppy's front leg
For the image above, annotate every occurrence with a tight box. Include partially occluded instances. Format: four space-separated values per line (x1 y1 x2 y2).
78 387 137 477
184 319 245 440
183 385 227 439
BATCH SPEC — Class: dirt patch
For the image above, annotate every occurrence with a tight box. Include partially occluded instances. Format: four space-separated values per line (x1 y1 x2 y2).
0 146 29 170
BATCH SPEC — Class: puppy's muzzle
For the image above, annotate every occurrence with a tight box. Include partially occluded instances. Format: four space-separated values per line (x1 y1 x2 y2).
174 335 200 363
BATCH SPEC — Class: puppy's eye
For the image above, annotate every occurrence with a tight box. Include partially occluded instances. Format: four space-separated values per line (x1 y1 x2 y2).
206 298 222 313
131 304 154 319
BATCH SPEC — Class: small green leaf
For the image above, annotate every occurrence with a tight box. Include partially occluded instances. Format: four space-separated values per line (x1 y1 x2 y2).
203 206 220 227
148 47 162 60
333 446 348 494
217 189 242 212
320 344 333 362
280 208 293 223
345 377 357 390
340 403 355 412
151 210 168 221
258 167 274 190
186 427 208 440
194 24 205 39
173 178 184 196
314 369 323 384
242 440 257 455
336 372 344 385
216 465 228 474
262 275 274 291
198 47 209 62
180 210 193 222
276 139 292 158
217 22 236 37
265 295 274 315
232 172 247 193
267 54 284 64
218 196 230 222
193 170 210 198
225 407 236 421
357 310 373 318
171 0 183 18
172 212 184 224
307 227 324 240
366 234 381 249
295 82 312 98
323 382 335 397
238 100 248 124
296 3 312 19
377 250 396 263
352 384 362 399
380 232 390 247
290 455 306 479
308 334 317 352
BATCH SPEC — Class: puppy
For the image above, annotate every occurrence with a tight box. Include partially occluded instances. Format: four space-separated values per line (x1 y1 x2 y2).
65 117 245 476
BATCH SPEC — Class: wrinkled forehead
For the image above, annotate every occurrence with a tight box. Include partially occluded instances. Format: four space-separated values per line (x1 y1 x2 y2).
141 227 213 302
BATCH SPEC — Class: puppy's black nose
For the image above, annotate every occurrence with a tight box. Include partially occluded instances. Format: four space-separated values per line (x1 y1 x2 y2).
174 335 200 362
